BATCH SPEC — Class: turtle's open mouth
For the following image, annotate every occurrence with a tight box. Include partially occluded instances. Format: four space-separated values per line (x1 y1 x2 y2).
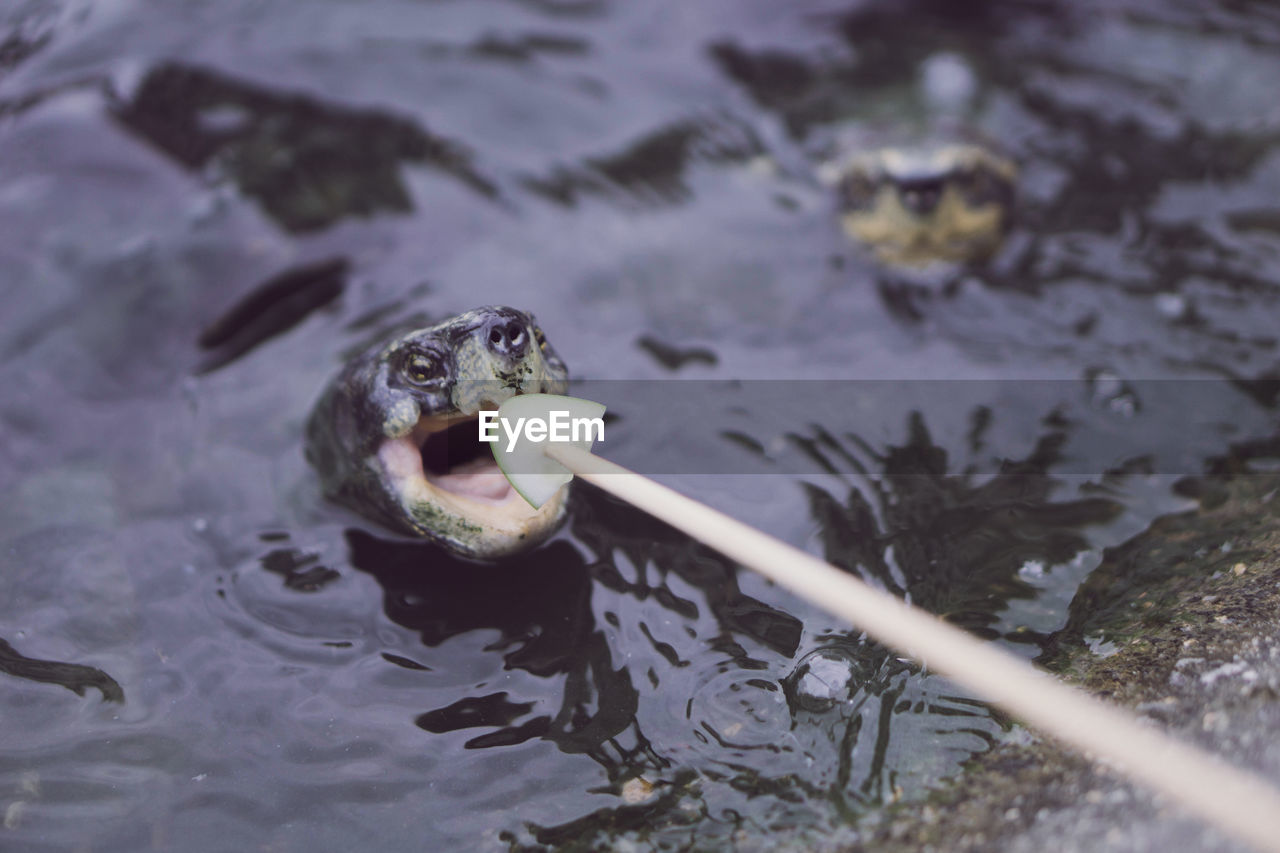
376 407 557 528
419 416 513 501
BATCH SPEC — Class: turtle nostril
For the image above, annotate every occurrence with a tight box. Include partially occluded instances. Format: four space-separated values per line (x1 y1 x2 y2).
486 317 530 360
507 323 525 347
899 180 943 215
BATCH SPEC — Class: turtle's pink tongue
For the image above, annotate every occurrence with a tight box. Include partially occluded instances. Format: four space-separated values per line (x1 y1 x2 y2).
427 457 513 501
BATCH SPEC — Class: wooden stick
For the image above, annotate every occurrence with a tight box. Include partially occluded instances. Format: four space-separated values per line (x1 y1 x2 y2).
545 443 1280 853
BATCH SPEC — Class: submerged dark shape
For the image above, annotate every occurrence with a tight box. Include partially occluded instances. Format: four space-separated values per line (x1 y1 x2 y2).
635 335 718 371
709 1 1069 136
0 638 124 703
794 411 1123 640
259 546 341 593
569 488 803 659
345 483 815 844
523 111 764 207
306 306 570 559
196 256 348 374
348 532 650 763
0 19 52 76
112 62 498 232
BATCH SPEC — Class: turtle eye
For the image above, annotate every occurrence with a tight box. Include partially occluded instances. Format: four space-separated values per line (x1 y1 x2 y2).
838 172 877 211
402 350 445 386
953 167 1004 205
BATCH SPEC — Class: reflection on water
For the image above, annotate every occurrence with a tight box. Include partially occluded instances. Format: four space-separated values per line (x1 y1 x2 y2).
196 257 349 374
349 534 643 760
0 11 53 76
570 492 803 658
113 63 499 233
795 412 1121 639
322 406 1125 847
0 637 123 702
524 112 766 208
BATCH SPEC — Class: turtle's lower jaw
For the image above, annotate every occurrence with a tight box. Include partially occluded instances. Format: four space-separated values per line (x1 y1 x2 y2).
842 189 1008 268
377 409 568 559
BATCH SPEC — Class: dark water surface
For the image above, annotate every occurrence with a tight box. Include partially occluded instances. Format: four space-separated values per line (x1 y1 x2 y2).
2 0 1279 849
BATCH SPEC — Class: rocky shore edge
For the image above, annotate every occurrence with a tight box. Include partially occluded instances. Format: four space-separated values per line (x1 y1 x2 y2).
852 470 1280 853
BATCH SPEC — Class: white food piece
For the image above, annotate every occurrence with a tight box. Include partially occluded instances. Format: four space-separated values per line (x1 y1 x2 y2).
490 394 606 508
